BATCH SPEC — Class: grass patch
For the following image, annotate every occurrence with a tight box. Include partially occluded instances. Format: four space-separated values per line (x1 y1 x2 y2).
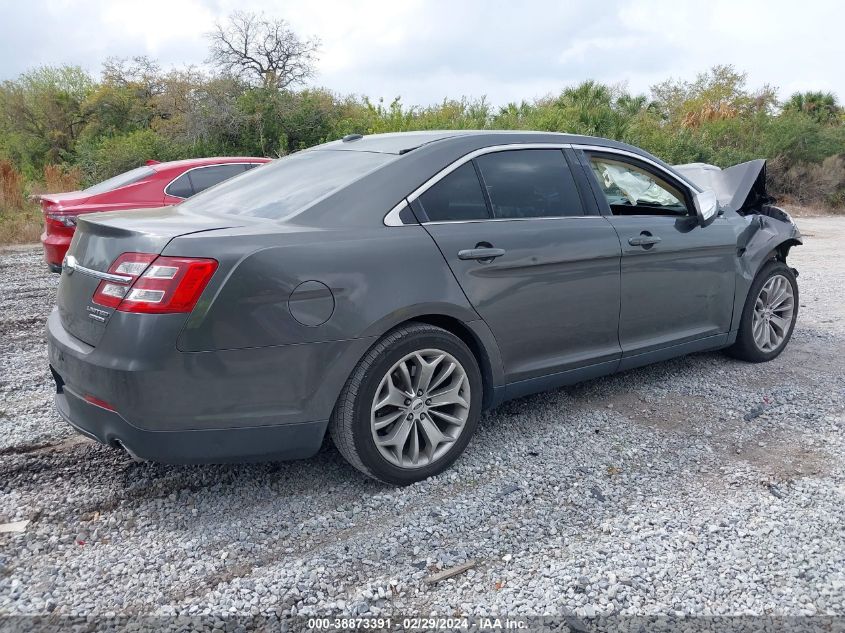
0 203 42 245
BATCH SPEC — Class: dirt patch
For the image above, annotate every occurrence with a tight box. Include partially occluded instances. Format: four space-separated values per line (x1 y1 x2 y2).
737 427 836 479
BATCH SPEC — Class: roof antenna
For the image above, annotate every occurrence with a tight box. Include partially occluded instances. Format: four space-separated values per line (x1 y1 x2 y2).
342 134 364 142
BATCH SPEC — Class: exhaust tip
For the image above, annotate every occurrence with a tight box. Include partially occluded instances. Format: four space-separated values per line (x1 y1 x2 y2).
112 439 145 463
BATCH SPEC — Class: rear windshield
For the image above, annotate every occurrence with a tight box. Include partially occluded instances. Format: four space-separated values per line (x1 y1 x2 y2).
179 150 396 219
83 166 155 194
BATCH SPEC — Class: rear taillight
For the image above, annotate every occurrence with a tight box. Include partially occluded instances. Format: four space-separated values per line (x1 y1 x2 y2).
92 253 218 314
45 212 77 228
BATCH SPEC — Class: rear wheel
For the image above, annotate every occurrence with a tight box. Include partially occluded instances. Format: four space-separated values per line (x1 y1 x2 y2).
727 260 798 362
330 323 482 485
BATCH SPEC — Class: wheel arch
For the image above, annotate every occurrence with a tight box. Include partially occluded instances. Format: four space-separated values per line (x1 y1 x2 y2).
772 238 801 265
407 314 501 410
731 234 802 333
357 309 504 411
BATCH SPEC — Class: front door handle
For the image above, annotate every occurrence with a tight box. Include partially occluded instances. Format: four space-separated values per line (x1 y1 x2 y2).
628 233 662 247
457 247 506 261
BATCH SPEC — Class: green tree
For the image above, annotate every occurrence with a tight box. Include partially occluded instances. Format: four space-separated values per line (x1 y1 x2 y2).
783 91 841 124
0 65 93 173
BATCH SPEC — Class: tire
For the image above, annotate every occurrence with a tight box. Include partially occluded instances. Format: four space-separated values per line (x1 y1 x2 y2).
330 322 483 485
727 260 799 363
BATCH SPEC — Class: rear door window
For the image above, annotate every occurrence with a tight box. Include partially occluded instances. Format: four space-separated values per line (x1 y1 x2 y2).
475 149 584 219
188 164 250 195
418 162 490 222
165 172 194 198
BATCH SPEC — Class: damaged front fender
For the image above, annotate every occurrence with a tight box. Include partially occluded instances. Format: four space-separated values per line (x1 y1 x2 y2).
675 159 802 333
731 207 802 333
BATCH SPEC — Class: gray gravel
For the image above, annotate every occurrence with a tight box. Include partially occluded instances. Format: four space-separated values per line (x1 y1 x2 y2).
1 217 843 619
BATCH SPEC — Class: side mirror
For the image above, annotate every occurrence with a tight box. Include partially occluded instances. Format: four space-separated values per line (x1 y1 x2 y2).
693 190 719 226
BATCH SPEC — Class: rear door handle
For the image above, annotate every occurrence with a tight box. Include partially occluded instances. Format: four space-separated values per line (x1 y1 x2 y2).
457 247 506 261
628 234 661 247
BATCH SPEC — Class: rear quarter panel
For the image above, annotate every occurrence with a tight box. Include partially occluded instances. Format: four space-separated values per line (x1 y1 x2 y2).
168 224 481 352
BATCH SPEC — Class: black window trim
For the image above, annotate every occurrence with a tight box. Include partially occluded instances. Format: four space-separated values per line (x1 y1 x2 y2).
164 162 265 200
577 148 697 219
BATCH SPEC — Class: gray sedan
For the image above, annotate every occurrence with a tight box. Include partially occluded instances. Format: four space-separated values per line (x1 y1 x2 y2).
47 131 801 484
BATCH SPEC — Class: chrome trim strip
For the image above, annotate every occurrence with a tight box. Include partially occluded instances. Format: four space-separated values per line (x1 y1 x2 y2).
423 216 607 226
384 200 412 226
381 141 702 227
163 162 265 200
383 143 572 226
408 143 572 204
63 255 132 283
571 144 702 193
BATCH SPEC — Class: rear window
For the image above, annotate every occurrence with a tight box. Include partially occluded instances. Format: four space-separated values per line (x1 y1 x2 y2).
179 151 396 219
83 166 155 195
419 162 489 222
475 149 584 218
189 163 251 194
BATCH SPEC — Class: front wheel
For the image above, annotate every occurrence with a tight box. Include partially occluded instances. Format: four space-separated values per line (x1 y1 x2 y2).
330 323 483 485
727 260 798 363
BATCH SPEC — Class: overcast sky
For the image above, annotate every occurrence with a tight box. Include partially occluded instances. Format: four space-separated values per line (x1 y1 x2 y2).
1 0 842 105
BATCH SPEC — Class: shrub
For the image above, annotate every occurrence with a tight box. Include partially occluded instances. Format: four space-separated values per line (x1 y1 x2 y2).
769 154 845 208
75 129 189 185
44 164 83 193
0 160 25 211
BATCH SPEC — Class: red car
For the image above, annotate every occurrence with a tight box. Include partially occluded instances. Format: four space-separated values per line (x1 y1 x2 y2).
40 156 270 271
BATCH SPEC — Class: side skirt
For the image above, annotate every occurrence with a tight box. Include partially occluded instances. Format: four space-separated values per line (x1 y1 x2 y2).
491 332 731 406
499 358 620 403
617 333 729 372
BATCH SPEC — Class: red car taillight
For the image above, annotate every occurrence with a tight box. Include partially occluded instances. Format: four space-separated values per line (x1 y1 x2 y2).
45 212 78 228
92 253 218 314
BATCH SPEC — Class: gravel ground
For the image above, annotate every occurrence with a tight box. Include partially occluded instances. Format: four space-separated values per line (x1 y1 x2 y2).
0 218 843 620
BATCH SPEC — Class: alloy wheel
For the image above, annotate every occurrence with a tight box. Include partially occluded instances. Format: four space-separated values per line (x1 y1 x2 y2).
751 274 795 352
370 349 471 469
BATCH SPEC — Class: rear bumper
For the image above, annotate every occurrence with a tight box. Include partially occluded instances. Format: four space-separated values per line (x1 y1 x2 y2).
41 229 71 271
53 385 327 463
46 307 374 463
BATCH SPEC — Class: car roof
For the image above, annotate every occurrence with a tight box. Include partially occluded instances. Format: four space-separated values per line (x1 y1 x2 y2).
149 156 270 171
313 130 646 156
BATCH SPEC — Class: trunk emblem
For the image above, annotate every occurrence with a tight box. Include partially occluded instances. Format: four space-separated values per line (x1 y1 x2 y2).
86 306 109 323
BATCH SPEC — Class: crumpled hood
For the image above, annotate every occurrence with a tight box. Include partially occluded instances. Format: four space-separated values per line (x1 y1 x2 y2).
674 159 771 214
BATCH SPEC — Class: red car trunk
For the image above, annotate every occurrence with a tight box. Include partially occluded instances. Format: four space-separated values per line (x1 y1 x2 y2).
40 157 270 271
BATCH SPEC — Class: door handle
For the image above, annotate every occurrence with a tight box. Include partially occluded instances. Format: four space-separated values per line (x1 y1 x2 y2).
457 247 506 261
628 233 661 247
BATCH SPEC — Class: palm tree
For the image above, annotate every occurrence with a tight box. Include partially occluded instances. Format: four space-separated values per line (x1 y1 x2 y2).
784 91 840 123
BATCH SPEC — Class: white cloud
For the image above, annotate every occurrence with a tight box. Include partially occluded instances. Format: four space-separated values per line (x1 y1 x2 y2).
0 0 843 104
99 0 215 55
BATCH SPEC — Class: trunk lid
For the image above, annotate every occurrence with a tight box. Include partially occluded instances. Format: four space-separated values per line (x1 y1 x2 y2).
39 191 91 209
57 206 241 346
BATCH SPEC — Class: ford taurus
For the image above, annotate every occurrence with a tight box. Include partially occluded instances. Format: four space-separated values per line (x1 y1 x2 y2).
47 131 802 484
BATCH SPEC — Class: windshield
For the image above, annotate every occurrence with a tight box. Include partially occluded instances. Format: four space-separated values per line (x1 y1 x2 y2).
83 166 155 194
179 150 397 219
